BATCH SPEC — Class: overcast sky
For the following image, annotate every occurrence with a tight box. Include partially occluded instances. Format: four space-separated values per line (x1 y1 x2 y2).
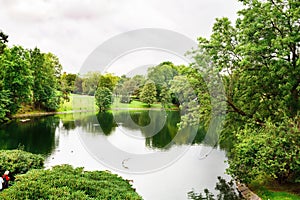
0 0 243 75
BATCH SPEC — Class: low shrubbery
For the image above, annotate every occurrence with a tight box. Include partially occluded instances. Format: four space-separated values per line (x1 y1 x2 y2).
0 149 44 175
0 164 142 200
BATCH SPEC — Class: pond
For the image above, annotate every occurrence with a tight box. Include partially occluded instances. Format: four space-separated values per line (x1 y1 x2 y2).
0 110 231 200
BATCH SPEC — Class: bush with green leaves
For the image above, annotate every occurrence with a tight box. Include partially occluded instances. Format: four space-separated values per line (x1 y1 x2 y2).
95 87 113 112
0 150 44 175
227 117 300 184
0 164 142 200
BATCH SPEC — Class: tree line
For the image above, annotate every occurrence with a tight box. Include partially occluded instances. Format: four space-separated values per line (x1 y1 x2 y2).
70 61 190 111
186 0 300 186
0 31 70 122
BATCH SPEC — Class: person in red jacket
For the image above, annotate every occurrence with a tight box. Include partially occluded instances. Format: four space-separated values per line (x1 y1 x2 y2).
2 170 10 189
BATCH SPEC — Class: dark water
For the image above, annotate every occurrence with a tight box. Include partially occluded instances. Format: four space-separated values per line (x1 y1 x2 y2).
0 110 231 200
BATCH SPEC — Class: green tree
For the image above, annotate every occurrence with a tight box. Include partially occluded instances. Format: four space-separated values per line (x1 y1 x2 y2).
227 117 300 184
160 83 171 107
74 75 83 94
95 87 112 112
1 46 33 115
139 80 157 107
39 52 63 111
0 88 11 122
147 62 178 100
98 73 119 91
0 30 8 55
29 49 63 111
29 47 45 109
60 72 77 102
0 31 10 122
170 75 201 127
82 72 101 95
190 0 300 183
120 78 138 103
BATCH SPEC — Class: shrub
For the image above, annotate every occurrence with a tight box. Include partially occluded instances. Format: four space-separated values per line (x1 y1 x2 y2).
0 165 142 200
0 150 44 175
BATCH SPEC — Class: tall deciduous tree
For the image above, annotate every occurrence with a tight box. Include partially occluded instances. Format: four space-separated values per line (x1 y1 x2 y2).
159 83 171 108
95 87 112 112
140 80 157 107
147 62 178 101
1 46 33 115
82 72 101 95
190 0 300 183
0 31 10 121
98 73 119 91
34 52 63 111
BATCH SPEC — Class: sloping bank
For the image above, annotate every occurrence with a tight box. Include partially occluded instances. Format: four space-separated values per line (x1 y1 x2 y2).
12 110 93 119
0 150 142 200
13 107 179 119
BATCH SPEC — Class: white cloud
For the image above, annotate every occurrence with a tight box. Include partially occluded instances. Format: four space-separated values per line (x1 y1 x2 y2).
0 0 243 74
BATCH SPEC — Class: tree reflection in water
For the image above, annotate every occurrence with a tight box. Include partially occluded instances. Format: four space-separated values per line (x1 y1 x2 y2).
188 176 243 200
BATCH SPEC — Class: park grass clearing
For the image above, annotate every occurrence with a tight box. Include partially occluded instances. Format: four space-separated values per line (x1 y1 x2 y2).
250 180 300 200
58 94 96 112
16 94 178 117
253 188 300 200
59 94 178 111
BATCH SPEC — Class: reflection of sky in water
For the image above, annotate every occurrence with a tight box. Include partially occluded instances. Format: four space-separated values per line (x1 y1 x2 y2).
44 113 230 200
107 126 156 155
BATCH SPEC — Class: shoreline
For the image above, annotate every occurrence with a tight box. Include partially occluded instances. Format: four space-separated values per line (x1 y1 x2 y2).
12 107 179 118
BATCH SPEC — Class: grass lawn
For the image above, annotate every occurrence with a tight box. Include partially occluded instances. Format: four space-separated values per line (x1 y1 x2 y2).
59 94 178 111
58 94 96 112
250 181 300 200
253 188 300 200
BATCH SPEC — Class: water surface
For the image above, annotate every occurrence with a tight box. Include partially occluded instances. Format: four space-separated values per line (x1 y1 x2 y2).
0 110 231 200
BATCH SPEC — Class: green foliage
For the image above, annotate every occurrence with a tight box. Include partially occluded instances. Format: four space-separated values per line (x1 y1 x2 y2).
170 75 201 127
98 73 119 91
0 150 44 175
139 80 157 107
1 46 33 114
190 0 300 184
82 72 101 95
95 87 113 112
29 49 63 111
74 76 83 94
0 89 11 122
228 117 300 184
61 73 77 93
147 62 178 86
0 34 65 121
0 164 142 200
147 62 178 100
159 83 171 107
0 30 8 55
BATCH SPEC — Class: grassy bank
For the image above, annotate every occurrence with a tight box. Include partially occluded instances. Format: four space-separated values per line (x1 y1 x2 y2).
250 180 300 200
59 94 178 112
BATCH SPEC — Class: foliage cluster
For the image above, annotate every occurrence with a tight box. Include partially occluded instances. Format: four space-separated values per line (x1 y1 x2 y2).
0 32 69 122
187 0 300 185
0 164 142 200
0 150 44 176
